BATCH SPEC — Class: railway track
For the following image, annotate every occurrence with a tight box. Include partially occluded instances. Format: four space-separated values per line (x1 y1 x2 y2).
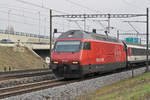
0 65 146 99
0 68 55 89
0 79 80 99
0 68 52 81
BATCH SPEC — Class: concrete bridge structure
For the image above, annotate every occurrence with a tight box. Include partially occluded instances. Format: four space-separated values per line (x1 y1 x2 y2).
0 31 52 60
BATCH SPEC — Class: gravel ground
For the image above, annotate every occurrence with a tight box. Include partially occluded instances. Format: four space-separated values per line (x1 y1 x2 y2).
0 74 55 88
3 66 149 100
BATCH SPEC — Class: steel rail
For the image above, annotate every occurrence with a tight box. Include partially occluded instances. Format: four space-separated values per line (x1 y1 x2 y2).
0 79 74 99
0 69 51 78
0 64 147 99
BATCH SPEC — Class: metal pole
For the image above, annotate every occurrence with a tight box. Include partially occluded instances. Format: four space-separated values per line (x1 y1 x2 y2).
107 14 110 34
84 14 86 31
44 17 46 40
39 11 41 42
44 17 46 36
8 9 11 39
146 8 149 72
42 0 44 7
117 30 119 39
50 9 52 62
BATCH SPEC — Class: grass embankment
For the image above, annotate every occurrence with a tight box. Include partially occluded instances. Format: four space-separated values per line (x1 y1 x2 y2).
0 46 48 72
77 72 150 100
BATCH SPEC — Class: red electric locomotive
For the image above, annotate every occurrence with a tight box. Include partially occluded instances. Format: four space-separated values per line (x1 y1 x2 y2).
50 30 127 78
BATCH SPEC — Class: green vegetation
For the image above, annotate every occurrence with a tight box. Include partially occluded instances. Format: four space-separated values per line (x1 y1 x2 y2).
76 72 150 100
0 46 48 72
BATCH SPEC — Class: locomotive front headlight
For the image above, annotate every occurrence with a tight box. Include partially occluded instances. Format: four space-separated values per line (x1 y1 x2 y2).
53 61 59 64
72 61 79 64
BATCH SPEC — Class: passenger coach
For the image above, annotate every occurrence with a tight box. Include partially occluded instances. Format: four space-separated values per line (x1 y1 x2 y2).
126 44 149 65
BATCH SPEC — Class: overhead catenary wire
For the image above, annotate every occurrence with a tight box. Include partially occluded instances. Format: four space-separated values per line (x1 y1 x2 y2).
65 0 101 13
122 0 145 10
67 19 84 30
0 10 39 20
0 3 50 15
0 17 37 25
0 11 50 29
93 20 108 29
0 10 50 24
123 20 146 35
15 0 69 14
12 0 148 41
0 6 48 16
14 0 110 34
15 0 50 9
0 1 52 37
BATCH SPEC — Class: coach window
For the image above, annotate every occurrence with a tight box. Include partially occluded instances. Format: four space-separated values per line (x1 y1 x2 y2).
83 42 91 50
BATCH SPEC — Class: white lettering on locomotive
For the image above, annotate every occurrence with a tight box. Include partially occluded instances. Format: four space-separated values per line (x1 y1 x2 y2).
96 58 104 62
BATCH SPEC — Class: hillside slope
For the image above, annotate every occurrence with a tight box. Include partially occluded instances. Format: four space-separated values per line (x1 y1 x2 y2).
0 45 48 72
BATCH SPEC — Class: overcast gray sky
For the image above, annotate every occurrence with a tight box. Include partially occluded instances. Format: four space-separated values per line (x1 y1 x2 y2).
0 0 150 42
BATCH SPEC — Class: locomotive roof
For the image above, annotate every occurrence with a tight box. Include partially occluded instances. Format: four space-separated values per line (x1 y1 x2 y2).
58 30 122 43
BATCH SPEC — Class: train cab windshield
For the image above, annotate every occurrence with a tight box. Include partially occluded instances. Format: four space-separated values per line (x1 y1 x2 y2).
54 40 81 52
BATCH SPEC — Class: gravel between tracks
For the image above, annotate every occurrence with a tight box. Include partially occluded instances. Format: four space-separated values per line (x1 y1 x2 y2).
3 66 149 100
0 74 55 88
